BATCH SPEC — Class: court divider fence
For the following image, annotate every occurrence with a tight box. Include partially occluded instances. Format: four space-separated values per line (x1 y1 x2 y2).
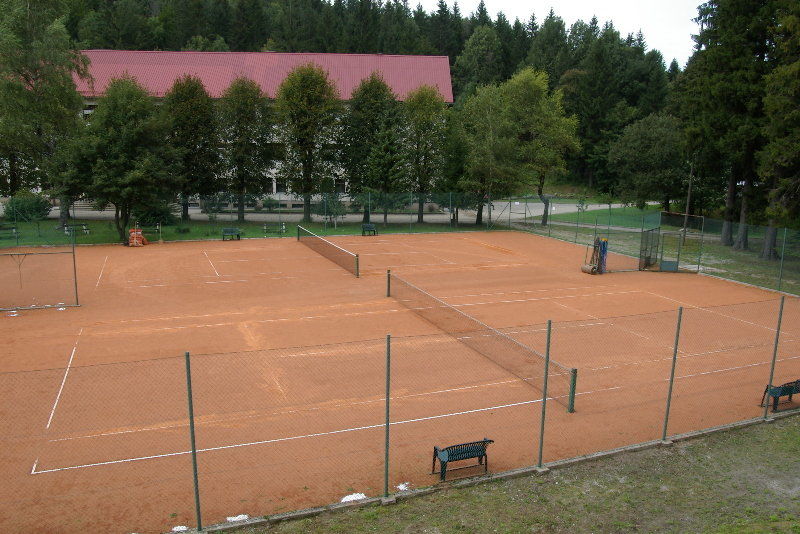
5 296 797 532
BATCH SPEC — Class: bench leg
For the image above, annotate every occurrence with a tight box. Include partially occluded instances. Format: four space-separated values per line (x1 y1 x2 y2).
431 450 436 475
773 396 779 413
484 454 488 474
440 462 447 482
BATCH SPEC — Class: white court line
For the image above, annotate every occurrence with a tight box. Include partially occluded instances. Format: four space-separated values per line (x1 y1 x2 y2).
203 251 220 277
94 256 108 289
645 291 793 336
454 290 640 308
32 384 623 475
46 328 83 429
441 285 616 299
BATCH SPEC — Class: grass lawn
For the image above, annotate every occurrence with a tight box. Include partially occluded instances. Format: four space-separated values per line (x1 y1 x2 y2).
0 218 489 247
232 416 800 534
548 205 661 229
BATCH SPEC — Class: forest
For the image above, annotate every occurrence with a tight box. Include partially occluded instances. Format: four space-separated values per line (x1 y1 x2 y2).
0 0 798 249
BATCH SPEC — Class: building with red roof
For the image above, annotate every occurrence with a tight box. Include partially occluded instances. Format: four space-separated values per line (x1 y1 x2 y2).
76 49 453 106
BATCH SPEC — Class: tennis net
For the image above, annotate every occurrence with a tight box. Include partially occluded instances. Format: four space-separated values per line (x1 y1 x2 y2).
297 226 359 277
388 272 577 412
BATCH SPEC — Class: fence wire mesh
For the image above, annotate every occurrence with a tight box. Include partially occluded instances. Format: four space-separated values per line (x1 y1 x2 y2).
1 297 798 532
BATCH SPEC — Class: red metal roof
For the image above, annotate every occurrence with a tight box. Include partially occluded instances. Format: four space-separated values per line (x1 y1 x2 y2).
76 50 453 102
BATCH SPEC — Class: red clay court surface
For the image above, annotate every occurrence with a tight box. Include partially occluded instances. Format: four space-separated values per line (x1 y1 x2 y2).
1 231 798 533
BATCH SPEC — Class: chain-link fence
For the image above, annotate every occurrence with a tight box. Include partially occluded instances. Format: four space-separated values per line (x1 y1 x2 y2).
4 296 797 532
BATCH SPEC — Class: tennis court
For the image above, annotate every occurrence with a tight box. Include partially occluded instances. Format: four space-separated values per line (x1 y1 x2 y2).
1 230 797 533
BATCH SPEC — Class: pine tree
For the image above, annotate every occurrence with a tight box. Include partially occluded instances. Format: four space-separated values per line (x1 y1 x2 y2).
453 25 502 100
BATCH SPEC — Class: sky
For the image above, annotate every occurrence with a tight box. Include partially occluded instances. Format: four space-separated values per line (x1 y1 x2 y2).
418 0 701 67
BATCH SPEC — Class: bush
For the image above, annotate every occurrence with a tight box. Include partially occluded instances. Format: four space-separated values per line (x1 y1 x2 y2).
175 226 191 234
132 202 178 227
3 191 52 222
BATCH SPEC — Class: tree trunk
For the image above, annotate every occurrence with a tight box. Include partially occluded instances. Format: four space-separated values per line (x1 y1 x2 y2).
720 173 736 246
8 153 20 195
58 195 70 227
537 177 549 226
416 191 425 223
761 224 779 260
476 202 483 225
303 193 312 222
181 194 190 222
114 206 127 243
237 190 245 223
733 175 751 250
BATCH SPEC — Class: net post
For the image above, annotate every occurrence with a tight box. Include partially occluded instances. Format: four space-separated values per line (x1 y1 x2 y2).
537 320 551 468
383 334 391 497
662 307 683 441
386 270 391 297
567 368 577 413
184 351 203 531
763 296 785 420
355 254 359 278
296 225 300 241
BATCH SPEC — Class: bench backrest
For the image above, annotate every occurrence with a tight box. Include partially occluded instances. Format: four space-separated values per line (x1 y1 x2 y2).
771 380 800 396
442 439 493 461
222 228 239 233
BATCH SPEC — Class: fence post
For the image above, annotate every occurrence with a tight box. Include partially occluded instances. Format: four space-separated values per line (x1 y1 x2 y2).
777 228 787 292
661 307 683 442
537 320 552 469
384 334 391 497
71 236 80 306
184 351 202 531
449 193 453 228
763 296 785 420
386 270 391 298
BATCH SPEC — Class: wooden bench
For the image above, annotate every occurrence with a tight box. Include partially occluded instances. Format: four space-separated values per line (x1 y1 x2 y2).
431 438 493 481
263 222 286 235
222 227 241 240
762 380 800 412
362 223 378 236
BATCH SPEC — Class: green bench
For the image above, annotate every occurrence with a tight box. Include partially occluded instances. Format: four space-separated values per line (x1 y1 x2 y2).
362 223 378 236
761 380 800 412
431 438 493 481
222 227 241 240
0 226 19 240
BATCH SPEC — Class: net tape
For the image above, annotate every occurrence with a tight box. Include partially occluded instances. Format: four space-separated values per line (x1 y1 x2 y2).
297 226 359 277
388 273 577 411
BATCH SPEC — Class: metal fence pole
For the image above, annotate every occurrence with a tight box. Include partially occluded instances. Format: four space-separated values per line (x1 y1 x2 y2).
71 235 80 306
662 307 683 442
763 296 785 420
384 334 391 497
449 193 453 228
537 320 552 468
386 269 391 298
184 351 202 531
777 227 787 292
